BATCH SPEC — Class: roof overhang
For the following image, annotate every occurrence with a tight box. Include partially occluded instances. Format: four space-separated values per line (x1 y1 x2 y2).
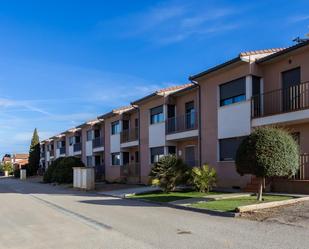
189 56 249 81
256 40 309 64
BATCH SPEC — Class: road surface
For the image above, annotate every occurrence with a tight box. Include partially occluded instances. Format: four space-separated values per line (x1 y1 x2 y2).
0 177 308 249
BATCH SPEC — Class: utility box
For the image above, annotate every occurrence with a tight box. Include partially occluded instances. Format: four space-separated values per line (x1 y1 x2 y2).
73 167 95 190
20 169 27 180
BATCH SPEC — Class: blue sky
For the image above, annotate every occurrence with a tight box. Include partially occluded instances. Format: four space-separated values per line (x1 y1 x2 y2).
0 0 308 156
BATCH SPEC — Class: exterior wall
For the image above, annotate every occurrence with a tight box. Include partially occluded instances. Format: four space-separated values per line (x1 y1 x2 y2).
104 115 121 182
198 62 252 188
139 96 166 184
261 46 309 93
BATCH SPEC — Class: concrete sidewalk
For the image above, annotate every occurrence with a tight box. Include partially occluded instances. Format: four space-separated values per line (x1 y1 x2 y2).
97 186 160 198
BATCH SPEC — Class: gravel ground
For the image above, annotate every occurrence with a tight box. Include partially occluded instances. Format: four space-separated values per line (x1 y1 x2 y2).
240 201 309 228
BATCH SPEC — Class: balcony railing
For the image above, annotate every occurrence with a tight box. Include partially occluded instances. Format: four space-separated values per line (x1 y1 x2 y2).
252 81 309 118
121 163 140 177
166 111 198 134
293 153 309 180
60 147 66 155
120 128 138 143
73 143 81 152
92 137 104 148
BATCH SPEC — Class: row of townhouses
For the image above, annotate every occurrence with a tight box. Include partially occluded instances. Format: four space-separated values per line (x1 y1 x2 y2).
40 40 309 192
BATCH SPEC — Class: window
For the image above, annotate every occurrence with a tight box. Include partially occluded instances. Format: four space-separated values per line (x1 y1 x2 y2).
111 121 120 135
75 136 81 143
219 137 246 161
86 130 92 141
69 136 74 146
220 77 246 106
150 105 164 124
111 153 120 165
150 146 165 164
168 146 176 155
86 156 93 167
185 101 195 129
57 141 62 149
94 129 101 138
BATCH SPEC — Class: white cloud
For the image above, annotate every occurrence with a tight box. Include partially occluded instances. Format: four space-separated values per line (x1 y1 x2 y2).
289 15 309 23
99 1 242 45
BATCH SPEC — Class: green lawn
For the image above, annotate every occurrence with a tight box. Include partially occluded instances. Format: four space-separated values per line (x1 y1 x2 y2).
190 195 294 212
128 191 223 203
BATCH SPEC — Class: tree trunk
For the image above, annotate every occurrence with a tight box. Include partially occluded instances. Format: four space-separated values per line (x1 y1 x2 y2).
257 177 264 201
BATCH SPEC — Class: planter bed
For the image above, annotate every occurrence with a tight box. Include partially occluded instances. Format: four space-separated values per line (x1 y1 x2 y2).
189 195 294 213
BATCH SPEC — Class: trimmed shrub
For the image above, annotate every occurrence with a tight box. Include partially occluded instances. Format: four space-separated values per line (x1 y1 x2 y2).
149 155 190 192
236 127 299 200
190 164 217 193
43 156 85 184
3 162 13 175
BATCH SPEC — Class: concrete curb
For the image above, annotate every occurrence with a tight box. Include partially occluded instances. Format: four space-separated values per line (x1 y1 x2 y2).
236 196 309 213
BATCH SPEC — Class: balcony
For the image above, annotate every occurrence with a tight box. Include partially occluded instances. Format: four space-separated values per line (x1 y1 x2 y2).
60 147 66 155
92 136 104 148
165 112 198 141
166 112 198 134
49 150 54 157
73 143 81 152
40 152 45 158
252 81 309 119
121 128 138 143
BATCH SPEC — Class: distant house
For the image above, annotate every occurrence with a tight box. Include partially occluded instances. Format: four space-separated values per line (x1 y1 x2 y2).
2 153 29 169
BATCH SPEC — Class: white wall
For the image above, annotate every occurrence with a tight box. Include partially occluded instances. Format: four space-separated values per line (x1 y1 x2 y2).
68 145 74 156
55 149 60 158
218 100 251 139
86 141 93 156
149 122 165 147
110 134 120 153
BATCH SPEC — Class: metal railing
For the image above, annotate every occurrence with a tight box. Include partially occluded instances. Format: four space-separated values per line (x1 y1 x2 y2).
73 143 81 152
293 153 309 180
93 137 104 148
166 112 198 134
60 147 66 155
121 163 140 177
252 81 309 118
120 127 138 143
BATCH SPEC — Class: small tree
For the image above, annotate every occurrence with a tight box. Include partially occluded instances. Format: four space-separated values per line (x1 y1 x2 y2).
236 127 299 201
3 162 13 175
149 155 190 192
28 128 40 176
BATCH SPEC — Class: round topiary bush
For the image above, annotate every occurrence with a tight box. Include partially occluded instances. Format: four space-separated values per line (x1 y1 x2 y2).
236 127 299 200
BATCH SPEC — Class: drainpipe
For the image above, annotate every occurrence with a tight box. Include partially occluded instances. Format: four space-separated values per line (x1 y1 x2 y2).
190 80 202 167
132 104 142 184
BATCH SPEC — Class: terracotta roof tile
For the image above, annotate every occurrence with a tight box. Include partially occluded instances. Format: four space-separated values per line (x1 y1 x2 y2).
240 48 285 56
156 83 193 94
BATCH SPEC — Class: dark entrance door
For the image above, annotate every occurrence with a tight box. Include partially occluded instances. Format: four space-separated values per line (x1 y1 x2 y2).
94 155 103 180
185 146 196 167
282 67 301 112
122 152 130 165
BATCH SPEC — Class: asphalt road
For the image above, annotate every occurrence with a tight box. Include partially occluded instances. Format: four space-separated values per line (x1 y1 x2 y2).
0 178 308 249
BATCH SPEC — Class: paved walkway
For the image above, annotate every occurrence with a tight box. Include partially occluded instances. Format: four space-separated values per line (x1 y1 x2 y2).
97 186 160 198
1 178 309 248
